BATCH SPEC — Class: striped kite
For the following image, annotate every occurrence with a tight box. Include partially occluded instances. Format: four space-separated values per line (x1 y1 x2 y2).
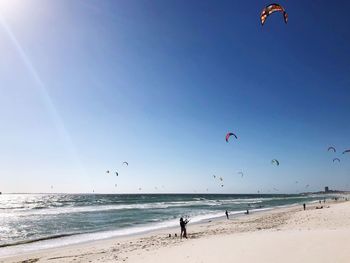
260 3 288 26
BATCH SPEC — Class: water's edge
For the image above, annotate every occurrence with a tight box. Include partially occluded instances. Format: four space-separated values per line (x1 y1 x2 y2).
0 200 317 259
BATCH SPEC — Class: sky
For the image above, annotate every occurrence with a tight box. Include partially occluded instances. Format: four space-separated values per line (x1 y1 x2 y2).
0 0 350 194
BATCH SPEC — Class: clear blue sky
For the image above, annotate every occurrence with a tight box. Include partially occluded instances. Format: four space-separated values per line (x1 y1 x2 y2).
0 0 349 194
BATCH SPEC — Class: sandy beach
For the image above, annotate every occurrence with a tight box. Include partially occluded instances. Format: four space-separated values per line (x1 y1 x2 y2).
2 198 350 263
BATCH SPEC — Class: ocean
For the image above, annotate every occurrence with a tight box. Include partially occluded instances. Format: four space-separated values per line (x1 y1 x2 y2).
0 193 326 257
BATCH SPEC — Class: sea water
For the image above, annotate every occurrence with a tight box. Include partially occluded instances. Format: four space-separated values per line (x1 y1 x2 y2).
0 193 326 257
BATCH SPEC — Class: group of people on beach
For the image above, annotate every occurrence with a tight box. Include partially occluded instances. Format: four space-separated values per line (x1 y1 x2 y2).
181 199 335 239
180 208 252 239
304 199 333 210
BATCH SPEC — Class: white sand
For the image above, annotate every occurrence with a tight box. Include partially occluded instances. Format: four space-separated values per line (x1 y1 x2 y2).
131 229 350 263
2 199 350 263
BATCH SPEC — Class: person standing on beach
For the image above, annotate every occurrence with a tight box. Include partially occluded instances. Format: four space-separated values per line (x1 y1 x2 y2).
225 210 229 219
303 203 306 211
180 217 189 239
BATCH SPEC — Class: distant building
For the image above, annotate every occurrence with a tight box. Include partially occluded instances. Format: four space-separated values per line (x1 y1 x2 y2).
325 186 329 192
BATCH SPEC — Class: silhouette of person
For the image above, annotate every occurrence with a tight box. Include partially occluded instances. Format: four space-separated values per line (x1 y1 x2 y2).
180 217 189 239
225 210 229 219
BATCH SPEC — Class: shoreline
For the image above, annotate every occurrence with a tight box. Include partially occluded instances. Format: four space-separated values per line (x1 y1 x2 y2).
0 201 298 258
0 206 269 258
1 198 341 262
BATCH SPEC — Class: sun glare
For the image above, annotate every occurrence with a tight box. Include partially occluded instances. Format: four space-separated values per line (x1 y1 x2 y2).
0 0 28 17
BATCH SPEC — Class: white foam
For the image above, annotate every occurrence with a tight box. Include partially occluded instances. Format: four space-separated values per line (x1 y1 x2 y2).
0 198 268 217
0 208 249 258
0 195 325 258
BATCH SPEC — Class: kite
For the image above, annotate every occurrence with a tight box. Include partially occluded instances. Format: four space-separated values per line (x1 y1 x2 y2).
225 132 238 142
328 146 336 152
343 150 350 154
238 171 244 178
123 161 129 166
333 158 341 163
260 3 288 26
115 172 119 176
271 159 280 166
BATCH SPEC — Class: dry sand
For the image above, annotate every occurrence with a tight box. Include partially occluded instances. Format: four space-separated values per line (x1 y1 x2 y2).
2 199 350 263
